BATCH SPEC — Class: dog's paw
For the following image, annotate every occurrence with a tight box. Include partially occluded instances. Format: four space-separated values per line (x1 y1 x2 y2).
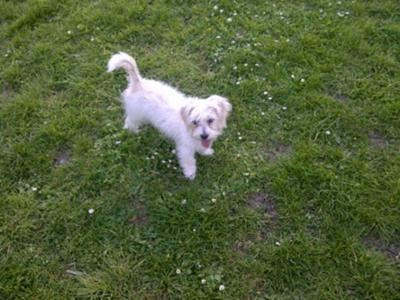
183 168 196 180
131 127 140 134
202 148 214 156
124 124 140 134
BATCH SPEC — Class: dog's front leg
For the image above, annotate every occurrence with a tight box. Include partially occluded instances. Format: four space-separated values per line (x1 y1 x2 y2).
177 146 196 180
199 144 214 156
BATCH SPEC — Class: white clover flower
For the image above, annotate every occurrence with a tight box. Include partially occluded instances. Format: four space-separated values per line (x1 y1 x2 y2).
238 136 243 140
90 37 95 42
115 140 121 145
171 149 176 154
275 241 281 246
235 81 241 85
32 187 38 192
268 96 273 100
300 78 305 83
337 12 345 17
161 160 166 164
219 9 224 13
233 65 237 70
282 106 288 111
201 279 206 284
244 63 248 67
261 112 265 116
243 172 250 176
211 198 217 203
176 268 181 275
216 35 221 39
219 284 225 291
325 130 331 135
255 63 260 67
231 40 235 44
200 208 206 213
213 5 218 10
67 30 72 35
263 91 268 95
227 17 232 22
88 208 94 214
181 199 187 205
291 74 295 79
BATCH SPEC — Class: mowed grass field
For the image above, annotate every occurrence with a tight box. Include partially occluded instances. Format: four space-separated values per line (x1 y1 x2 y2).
1 0 399 299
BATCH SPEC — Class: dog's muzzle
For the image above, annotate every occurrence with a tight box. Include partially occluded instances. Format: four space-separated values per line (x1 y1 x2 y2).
200 133 211 148
200 133 209 140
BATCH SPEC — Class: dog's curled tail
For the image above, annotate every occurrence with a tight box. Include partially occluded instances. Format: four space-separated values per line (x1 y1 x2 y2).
107 52 141 85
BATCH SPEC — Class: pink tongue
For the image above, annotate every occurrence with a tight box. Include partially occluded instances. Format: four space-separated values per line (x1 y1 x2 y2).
201 140 210 148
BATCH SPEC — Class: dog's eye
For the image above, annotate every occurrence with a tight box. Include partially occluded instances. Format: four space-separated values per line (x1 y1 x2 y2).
192 120 199 126
207 119 214 124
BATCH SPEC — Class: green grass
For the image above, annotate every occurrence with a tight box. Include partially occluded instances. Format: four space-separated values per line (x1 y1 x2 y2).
1 0 399 299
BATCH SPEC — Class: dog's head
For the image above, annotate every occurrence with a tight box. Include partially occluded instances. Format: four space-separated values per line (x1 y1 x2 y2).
181 95 232 148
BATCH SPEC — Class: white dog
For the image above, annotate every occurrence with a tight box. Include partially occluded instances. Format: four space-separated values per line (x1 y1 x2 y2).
107 52 231 179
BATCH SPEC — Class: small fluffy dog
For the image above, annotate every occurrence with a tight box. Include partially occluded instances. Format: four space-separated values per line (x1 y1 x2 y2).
107 52 231 179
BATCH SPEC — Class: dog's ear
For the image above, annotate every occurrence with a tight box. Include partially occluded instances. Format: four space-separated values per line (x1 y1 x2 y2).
208 95 232 129
180 104 195 125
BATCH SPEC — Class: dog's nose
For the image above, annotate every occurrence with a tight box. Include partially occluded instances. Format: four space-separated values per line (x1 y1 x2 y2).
200 133 209 140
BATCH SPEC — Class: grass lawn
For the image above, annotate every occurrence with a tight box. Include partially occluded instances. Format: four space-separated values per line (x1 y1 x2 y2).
1 0 399 298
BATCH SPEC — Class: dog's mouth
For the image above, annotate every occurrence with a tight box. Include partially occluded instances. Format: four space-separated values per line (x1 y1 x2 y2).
201 139 211 148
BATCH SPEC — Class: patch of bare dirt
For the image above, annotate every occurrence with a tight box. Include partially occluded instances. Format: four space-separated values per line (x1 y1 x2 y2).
248 192 279 238
233 193 279 253
303 206 321 237
248 193 278 222
129 200 149 227
233 240 254 253
327 87 348 103
368 132 389 148
332 92 348 103
362 234 400 261
265 143 292 162
54 151 70 166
